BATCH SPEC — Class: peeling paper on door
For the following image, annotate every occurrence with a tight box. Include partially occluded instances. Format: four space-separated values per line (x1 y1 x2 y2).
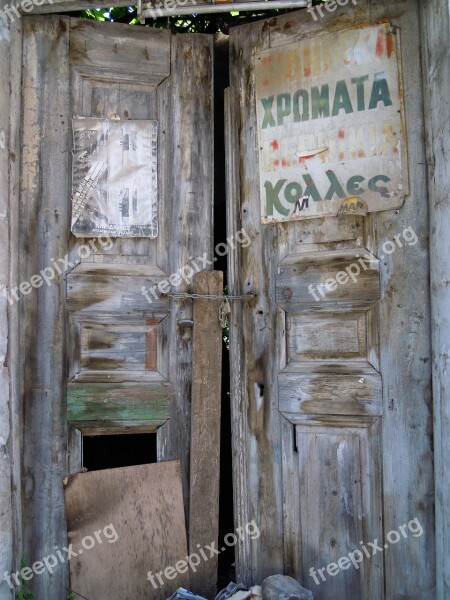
71 117 158 238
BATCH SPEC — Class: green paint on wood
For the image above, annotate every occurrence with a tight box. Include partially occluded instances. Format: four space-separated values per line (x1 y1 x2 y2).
67 382 170 425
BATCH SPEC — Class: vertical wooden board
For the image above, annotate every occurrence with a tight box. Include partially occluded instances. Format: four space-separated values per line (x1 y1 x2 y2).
8 18 24 571
64 460 189 600
368 1 435 598
157 33 214 520
225 87 252 583
229 19 285 584
189 271 223 599
421 0 450 597
20 15 71 597
0 11 13 597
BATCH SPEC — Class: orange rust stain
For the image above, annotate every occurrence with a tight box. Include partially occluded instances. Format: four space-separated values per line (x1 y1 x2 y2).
386 31 394 58
339 152 345 161
273 159 280 167
263 78 270 86
338 130 345 139
303 47 311 78
393 146 399 154
282 159 288 167
270 140 279 151
145 319 158 370
357 149 366 158
262 56 273 66
376 31 384 57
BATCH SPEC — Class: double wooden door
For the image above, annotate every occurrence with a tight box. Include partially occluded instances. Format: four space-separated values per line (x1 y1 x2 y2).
19 2 434 598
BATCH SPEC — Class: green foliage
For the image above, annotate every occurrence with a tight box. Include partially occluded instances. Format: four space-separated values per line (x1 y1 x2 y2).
79 4 300 34
14 558 76 600
14 559 35 600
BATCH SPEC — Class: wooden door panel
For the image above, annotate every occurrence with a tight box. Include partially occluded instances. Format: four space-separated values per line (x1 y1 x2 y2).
295 420 383 600
227 2 434 598
20 16 213 597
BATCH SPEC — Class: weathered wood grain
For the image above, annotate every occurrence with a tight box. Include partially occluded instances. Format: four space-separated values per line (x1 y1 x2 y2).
279 372 383 418
295 420 383 600
286 311 367 362
276 249 380 305
225 86 253 583
20 15 71 597
421 1 450 596
369 1 435 598
0 12 14 596
189 271 223 599
70 19 170 86
157 33 214 519
8 18 24 572
64 460 189 600
228 18 285 584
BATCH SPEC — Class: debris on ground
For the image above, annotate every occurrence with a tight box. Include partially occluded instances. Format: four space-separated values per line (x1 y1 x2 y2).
166 588 208 600
261 575 313 600
216 583 262 600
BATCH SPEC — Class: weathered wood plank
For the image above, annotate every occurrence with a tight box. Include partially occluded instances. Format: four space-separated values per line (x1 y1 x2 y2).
70 19 170 86
279 372 383 418
276 250 380 305
228 18 285 584
157 33 214 520
66 273 169 313
0 11 14 596
67 381 170 428
8 19 24 571
225 86 253 584
20 15 71 598
64 461 190 600
368 1 435 598
188 271 223 599
421 0 450 596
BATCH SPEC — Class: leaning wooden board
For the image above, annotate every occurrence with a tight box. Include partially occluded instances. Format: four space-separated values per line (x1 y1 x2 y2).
64 460 189 599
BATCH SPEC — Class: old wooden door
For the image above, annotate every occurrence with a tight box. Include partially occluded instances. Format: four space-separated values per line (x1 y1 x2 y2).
19 15 212 597
227 1 434 599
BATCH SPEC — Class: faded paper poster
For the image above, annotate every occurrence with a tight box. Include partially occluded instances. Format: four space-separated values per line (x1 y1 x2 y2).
71 117 158 237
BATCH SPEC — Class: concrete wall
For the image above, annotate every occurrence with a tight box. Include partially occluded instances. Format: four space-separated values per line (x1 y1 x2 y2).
421 1 450 598
0 4 13 599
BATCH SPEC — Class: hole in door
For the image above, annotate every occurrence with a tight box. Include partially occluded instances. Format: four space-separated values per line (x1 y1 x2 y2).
82 433 157 471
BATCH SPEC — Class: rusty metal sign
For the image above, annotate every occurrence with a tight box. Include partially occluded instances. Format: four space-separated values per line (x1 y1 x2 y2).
71 117 158 237
255 22 408 223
